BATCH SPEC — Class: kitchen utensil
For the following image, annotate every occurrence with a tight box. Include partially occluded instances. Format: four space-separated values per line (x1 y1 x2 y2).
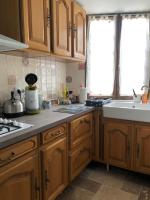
3 91 24 118
25 73 40 114
133 89 137 97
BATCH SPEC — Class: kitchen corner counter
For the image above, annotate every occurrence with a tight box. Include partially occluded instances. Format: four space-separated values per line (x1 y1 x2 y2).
0 105 94 149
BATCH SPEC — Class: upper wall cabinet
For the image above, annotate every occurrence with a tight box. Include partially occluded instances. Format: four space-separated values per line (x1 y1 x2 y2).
0 0 86 60
51 0 72 57
0 0 50 52
22 0 50 52
72 2 86 60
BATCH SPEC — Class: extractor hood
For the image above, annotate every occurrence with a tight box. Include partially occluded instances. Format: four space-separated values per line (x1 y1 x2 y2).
0 34 28 52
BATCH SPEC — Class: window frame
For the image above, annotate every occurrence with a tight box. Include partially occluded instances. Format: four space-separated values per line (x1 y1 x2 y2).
86 12 150 99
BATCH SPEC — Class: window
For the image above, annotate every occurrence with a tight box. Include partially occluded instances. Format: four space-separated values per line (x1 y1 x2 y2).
87 14 150 97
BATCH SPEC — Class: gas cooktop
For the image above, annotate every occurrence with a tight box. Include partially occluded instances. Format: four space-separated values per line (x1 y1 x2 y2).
0 118 33 137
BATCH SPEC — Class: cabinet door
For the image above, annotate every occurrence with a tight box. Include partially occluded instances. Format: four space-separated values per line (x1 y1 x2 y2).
135 125 150 175
70 113 92 149
70 136 92 181
72 2 86 60
51 0 72 56
104 121 132 169
41 137 67 200
22 0 50 52
0 153 39 200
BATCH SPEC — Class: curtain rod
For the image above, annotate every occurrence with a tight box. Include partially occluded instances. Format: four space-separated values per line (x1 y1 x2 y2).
87 11 150 17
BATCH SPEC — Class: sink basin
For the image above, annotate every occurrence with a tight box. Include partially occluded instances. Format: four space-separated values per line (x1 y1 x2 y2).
103 101 150 122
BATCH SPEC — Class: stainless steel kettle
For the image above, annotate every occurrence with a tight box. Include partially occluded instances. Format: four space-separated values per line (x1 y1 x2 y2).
3 90 24 118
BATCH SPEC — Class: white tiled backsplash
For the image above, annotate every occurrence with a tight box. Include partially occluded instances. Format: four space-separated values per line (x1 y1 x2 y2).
0 54 66 103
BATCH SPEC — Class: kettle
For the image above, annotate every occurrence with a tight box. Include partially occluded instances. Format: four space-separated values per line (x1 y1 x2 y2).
3 90 24 118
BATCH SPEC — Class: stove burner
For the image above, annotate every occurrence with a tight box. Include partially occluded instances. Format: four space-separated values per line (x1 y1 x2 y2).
0 118 33 137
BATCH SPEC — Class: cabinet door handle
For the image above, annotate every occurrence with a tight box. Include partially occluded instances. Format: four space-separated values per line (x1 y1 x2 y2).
67 22 72 37
73 24 77 38
35 177 40 200
137 144 140 159
47 8 51 28
127 140 130 158
44 170 50 190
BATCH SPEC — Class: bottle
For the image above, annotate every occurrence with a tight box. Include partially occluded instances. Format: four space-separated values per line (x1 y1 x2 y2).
79 83 87 104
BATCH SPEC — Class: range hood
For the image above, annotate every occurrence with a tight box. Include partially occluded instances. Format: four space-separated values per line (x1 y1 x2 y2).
0 34 28 52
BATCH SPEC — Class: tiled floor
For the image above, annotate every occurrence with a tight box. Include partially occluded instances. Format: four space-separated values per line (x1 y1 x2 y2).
57 163 150 200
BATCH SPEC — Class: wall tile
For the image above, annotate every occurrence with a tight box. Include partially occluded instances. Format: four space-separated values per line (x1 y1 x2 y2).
0 54 66 103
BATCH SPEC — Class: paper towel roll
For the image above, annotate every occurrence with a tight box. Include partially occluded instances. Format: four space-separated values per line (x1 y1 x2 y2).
79 87 87 103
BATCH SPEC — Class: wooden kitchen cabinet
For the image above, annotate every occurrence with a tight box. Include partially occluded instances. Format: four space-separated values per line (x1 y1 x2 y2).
134 125 150 175
70 113 92 149
51 0 72 57
22 0 50 52
0 152 39 200
41 136 68 200
104 120 133 169
70 136 92 181
72 1 86 60
0 0 50 52
69 113 93 181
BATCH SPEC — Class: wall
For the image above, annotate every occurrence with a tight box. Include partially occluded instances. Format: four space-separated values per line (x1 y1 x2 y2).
0 54 66 103
66 62 86 95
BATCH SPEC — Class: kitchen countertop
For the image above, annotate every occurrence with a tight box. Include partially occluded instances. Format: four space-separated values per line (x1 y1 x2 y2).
0 105 95 149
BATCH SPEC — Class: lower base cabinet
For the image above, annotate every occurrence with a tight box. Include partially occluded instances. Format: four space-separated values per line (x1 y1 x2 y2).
41 137 68 200
69 136 92 181
0 152 39 200
104 119 150 175
134 125 150 175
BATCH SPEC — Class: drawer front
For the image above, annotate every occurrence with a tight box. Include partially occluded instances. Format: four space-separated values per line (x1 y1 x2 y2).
0 137 37 167
70 137 92 180
42 123 67 144
70 113 92 148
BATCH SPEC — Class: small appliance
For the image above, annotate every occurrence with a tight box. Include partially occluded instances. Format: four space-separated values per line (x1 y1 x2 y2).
0 118 33 137
25 73 40 114
3 90 24 118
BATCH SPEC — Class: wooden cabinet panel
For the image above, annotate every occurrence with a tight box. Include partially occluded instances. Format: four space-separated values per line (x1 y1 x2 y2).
72 2 86 59
41 137 67 200
0 137 37 167
69 136 92 181
41 124 66 144
104 121 132 169
22 0 50 52
0 152 39 200
70 113 92 149
134 125 150 175
51 0 72 56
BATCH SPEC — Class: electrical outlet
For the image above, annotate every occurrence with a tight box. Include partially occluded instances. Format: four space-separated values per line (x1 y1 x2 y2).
8 75 16 85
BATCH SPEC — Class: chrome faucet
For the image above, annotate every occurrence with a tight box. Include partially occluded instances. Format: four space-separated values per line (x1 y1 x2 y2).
141 85 150 90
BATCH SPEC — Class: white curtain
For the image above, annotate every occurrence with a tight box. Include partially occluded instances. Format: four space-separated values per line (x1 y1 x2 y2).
86 16 116 96
119 14 150 96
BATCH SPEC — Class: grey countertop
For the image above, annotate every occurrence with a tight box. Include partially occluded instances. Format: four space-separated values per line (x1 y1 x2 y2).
0 105 94 149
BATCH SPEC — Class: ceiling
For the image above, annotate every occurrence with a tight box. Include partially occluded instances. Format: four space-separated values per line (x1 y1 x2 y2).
77 0 150 14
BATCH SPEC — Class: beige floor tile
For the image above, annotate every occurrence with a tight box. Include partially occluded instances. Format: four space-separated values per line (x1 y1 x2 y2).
87 169 125 188
93 185 138 200
57 186 94 200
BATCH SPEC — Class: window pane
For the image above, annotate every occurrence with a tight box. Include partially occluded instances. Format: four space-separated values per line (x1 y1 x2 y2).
87 18 115 96
119 17 149 96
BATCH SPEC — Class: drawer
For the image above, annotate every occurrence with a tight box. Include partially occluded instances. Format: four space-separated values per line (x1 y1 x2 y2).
0 136 37 167
69 137 92 181
41 123 66 144
70 113 92 149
